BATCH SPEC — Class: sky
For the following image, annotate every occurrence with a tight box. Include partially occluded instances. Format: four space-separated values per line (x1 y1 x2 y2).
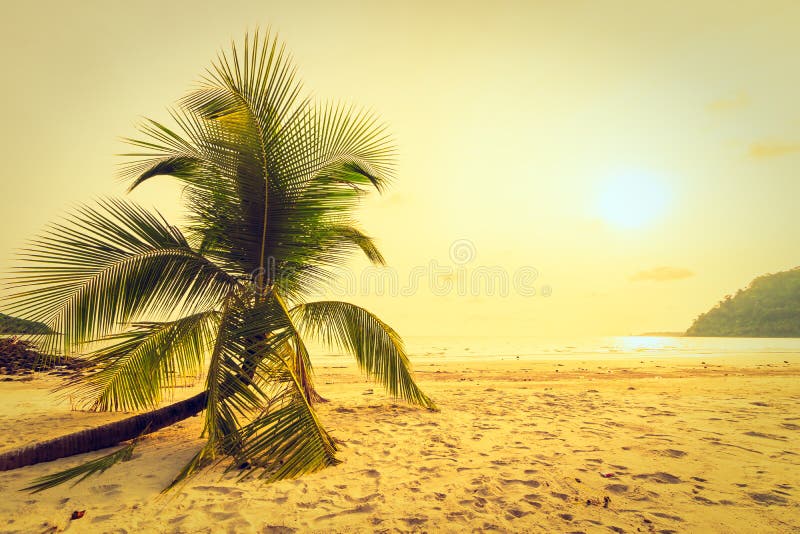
1 1 799 337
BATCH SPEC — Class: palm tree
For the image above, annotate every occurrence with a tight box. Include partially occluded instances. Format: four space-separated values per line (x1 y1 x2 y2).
0 31 435 491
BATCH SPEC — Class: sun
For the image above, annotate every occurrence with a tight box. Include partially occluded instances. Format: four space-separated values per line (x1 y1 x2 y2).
596 172 670 229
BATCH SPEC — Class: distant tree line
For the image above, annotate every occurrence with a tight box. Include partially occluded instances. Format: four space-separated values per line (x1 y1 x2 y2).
686 267 800 337
0 313 52 335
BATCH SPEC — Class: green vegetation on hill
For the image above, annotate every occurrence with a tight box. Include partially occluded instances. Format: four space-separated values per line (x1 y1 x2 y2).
0 313 52 334
686 268 800 337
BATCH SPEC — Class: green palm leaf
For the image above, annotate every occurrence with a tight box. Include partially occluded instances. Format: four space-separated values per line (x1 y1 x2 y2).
121 32 395 299
227 342 338 482
24 440 138 493
65 310 220 411
290 301 436 410
5 199 237 356
169 291 298 486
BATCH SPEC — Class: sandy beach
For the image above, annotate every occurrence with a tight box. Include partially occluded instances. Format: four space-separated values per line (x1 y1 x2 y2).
0 354 798 533
5 2 800 533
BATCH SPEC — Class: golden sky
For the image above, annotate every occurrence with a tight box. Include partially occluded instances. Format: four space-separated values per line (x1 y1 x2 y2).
1 1 799 336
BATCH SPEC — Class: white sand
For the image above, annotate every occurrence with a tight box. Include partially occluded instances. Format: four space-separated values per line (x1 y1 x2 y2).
0 355 798 533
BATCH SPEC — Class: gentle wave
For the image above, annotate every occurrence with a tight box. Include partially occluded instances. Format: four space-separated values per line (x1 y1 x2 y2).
312 335 800 363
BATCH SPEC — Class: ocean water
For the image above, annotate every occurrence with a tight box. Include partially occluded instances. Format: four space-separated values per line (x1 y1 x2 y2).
407 336 800 361
313 336 800 364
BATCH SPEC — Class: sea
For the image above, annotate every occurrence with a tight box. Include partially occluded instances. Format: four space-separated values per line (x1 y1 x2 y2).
313 336 800 365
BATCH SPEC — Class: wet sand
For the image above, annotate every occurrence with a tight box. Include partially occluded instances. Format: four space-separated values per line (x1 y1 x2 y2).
0 355 798 533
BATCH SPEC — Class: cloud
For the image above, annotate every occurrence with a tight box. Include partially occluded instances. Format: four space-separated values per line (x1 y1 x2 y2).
629 266 694 282
707 93 749 112
749 142 800 159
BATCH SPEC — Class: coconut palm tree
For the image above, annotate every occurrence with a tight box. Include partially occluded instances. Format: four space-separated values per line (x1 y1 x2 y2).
0 31 435 491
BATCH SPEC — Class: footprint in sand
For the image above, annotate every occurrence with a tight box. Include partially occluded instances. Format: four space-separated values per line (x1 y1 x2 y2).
659 449 687 458
262 527 297 534
460 496 488 510
605 484 628 494
524 499 543 509
501 478 540 488
749 492 788 506
89 484 122 496
652 512 685 522
633 472 682 484
506 508 529 519
316 504 375 522
743 431 788 441
208 511 241 521
344 492 382 504
193 485 244 497
447 510 474 524
402 516 428 526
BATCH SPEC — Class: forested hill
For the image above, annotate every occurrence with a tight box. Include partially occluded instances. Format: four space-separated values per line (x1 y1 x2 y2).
0 313 52 334
686 268 800 337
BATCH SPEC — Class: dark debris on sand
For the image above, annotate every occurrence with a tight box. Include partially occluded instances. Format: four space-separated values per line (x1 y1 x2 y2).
0 337 90 377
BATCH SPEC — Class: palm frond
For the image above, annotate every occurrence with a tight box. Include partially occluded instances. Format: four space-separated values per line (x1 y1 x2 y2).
171 291 296 484
271 290 319 403
327 223 385 266
5 199 238 356
294 103 396 193
120 32 395 298
65 310 220 411
291 301 436 409
227 349 338 482
24 440 137 493
201 295 256 447
126 155 202 191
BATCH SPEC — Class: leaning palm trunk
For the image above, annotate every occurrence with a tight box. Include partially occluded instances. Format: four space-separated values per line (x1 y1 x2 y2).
2 31 435 492
0 393 207 471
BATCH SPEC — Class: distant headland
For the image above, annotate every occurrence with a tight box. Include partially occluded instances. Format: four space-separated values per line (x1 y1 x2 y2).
686 267 800 337
0 313 52 335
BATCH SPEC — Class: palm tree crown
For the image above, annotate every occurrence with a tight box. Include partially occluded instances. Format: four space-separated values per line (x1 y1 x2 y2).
5 30 434 490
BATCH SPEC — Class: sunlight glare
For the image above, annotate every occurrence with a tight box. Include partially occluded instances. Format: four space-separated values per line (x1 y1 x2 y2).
596 172 670 229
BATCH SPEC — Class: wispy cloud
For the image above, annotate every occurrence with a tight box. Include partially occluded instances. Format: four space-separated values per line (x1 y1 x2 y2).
707 93 748 112
749 142 800 159
629 266 694 282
